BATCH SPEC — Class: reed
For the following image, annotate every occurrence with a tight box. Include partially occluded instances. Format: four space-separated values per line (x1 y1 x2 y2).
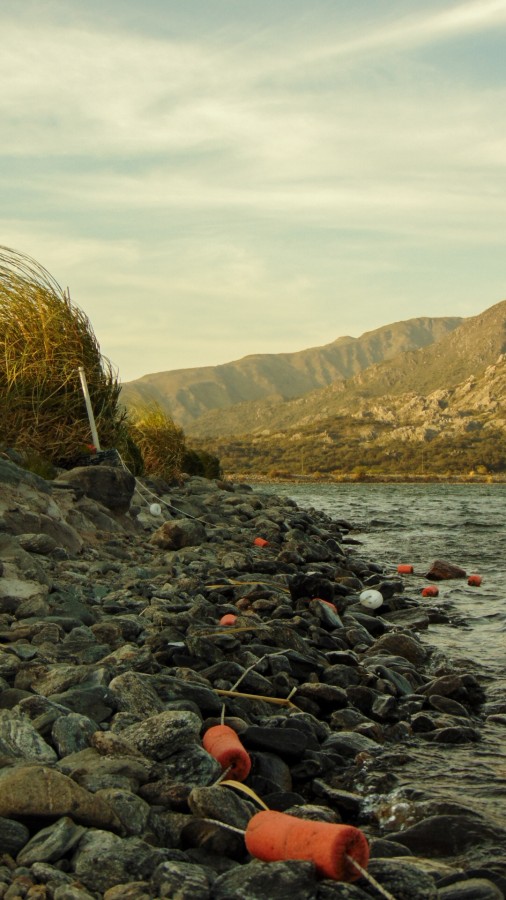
126 402 186 482
0 246 125 466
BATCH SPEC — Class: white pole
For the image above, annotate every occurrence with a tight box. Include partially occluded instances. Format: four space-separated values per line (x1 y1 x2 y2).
78 366 101 451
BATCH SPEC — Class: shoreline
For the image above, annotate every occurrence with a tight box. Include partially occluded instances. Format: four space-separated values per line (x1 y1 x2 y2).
0 459 505 897
230 473 506 485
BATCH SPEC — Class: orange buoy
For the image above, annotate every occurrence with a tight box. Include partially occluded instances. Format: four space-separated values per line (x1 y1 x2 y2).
311 598 338 612
421 585 439 597
468 574 482 587
219 614 238 626
253 537 269 548
202 725 251 782
245 810 369 882
397 564 414 574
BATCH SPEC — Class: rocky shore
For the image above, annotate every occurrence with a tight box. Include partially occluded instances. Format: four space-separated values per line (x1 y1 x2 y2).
0 457 505 900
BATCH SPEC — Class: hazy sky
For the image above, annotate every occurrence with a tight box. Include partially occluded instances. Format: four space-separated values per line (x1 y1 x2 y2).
2 1 505 382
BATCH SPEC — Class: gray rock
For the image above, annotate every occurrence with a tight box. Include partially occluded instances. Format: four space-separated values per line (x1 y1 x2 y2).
51 712 98 756
188 785 254 829
212 859 318 899
429 725 481 743
49 684 115 722
55 466 135 514
0 765 122 831
53 886 97 900
151 518 207 549
365 632 427 666
17 815 85 865
438 878 505 899
102 882 153 899
317 883 371 898
108 672 165 718
151 860 214 899
356 859 437 899
71 830 172 892
0 814 30 854
17 532 59 555
160 745 222 786
297 682 348 707
389 814 506 856
57 747 152 793
242 725 308 758
95 788 151 836
322 731 381 757
0 709 57 762
119 709 202 760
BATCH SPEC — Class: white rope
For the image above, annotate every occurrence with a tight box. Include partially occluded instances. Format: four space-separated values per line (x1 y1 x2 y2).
116 450 214 525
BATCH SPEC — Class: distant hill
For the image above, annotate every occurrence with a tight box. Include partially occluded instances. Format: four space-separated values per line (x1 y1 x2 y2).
121 315 463 428
188 299 506 439
191 299 506 478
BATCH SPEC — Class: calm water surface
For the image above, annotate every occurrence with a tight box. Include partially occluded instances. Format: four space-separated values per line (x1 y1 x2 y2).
255 482 506 829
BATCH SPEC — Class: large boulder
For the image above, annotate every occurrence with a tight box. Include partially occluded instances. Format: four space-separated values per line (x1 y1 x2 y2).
55 466 135 514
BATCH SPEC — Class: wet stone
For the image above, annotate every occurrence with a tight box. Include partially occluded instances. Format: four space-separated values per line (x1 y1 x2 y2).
157 745 221 787
297 682 348 708
71 830 172 893
250 751 293 793
322 730 381 757
389 814 506 857
51 713 97 756
429 695 472 718
0 764 122 831
119 710 202 760
241 725 308 757
428 725 481 743
356 859 438 899
437 878 505 899
0 709 57 763
95 788 151 836
0 815 30 855
16 816 85 866
103 884 152 900
317 883 371 899
151 860 213 900
212 859 318 900
108 671 165 718
188 785 254 830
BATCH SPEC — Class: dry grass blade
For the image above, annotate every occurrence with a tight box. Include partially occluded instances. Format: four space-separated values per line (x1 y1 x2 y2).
0 245 126 465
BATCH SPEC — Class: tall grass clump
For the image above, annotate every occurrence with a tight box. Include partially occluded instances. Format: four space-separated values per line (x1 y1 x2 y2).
0 245 125 466
126 404 186 482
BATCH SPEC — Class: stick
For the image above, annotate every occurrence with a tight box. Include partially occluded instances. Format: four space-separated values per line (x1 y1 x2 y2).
214 689 300 709
78 366 101 450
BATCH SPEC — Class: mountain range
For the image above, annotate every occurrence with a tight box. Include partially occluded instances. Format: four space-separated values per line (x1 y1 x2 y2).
121 299 506 476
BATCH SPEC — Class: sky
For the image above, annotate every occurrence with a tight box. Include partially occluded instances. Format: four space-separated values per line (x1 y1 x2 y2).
1 0 505 383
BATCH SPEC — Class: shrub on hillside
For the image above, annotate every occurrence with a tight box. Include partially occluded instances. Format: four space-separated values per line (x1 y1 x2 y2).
0 246 125 466
182 447 222 479
125 404 186 482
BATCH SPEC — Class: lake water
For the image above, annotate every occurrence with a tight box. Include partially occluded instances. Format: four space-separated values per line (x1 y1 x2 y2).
254 482 506 830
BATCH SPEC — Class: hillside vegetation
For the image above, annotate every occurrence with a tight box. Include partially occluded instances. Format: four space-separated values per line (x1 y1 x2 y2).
121 299 506 479
121 316 462 428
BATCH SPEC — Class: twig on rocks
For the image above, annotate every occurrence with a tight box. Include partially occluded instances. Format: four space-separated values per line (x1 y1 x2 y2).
215 688 300 709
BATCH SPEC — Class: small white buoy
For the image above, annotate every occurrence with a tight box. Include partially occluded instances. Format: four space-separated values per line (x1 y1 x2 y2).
149 503 162 516
359 589 383 610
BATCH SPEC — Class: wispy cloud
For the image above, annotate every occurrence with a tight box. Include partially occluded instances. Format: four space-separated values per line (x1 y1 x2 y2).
1 1 505 381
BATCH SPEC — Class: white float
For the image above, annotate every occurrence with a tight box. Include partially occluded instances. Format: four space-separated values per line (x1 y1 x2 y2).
359 589 383 609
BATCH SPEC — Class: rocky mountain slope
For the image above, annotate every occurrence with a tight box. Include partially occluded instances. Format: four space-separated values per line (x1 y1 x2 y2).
121 316 463 429
185 299 506 440
198 340 506 477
